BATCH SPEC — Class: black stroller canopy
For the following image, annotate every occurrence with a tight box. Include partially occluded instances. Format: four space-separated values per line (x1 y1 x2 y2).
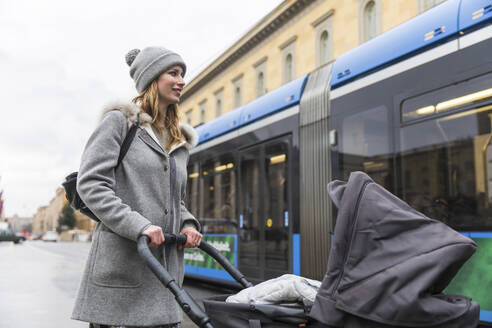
136 171 481 328
310 171 480 328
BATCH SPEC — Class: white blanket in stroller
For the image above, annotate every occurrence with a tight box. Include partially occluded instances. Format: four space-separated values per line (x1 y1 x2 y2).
226 274 321 306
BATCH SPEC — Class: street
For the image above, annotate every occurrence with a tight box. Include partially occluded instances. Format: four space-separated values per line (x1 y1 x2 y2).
0 241 233 328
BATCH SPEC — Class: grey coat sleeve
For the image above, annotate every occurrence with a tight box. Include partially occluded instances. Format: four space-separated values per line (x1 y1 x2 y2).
179 152 201 232
180 199 201 232
77 111 152 241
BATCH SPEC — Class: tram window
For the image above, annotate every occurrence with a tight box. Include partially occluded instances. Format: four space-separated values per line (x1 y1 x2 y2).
400 103 492 230
200 156 237 234
402 72 492 122
264 142 289 271
239 150 261 273
338 105 392 190
186 161 200 220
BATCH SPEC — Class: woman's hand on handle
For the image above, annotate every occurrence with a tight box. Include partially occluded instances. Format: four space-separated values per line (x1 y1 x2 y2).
179 226 202 250
141 225 165 248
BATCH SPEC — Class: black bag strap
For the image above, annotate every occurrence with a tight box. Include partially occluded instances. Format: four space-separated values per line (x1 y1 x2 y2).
116 115 139 167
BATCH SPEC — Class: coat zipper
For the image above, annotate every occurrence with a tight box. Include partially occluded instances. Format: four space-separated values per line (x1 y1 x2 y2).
331 180 371 297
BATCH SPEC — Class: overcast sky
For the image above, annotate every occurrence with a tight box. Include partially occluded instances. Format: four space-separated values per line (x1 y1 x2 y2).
0 0 283 217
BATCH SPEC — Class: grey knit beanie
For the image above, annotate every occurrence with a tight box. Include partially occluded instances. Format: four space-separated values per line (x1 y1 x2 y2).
125 46 187 93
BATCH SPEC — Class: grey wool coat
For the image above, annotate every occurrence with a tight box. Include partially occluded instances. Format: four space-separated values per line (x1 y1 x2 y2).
71 102 201 327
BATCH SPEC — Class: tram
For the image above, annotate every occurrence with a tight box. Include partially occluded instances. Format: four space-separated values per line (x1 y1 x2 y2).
183 0 492 324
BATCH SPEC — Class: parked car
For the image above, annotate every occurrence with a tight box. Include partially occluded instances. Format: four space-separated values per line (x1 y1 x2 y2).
15 232 26 242
0 229 24 244
29 233 41 240
41 231 59 242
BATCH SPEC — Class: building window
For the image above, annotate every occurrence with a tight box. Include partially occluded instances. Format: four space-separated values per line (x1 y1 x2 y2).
253 56 267 98
257 72 265 98
320 31 330 66
418 0 446 13
363 1 376 42
214 88 223 118
284 54 293 83
359 0 381 44
232 74 243 109
235 86 241 108
216 99 222 117
312 10 334 67
199 100 206 124
186 109 193 125
279 36 297 84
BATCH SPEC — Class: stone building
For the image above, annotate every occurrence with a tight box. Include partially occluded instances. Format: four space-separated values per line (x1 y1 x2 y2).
180 0 446 126
5 215 33 233
32 206 48 235
32 187 95 235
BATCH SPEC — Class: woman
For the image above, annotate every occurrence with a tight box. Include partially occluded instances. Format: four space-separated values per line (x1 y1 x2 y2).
72 46 202 328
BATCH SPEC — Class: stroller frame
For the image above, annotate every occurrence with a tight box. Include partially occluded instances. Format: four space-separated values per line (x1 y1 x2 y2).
137 233 254 328
138 234 316 328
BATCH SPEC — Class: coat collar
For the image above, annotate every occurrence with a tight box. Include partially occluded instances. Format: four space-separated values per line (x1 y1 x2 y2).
138 127 168 157
140 121 196 155
102 101 199 156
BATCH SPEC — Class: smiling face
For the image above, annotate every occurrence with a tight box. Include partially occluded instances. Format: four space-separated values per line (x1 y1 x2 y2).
157 65 185 105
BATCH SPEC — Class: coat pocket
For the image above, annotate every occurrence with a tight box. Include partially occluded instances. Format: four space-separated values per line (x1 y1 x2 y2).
91 230 143 288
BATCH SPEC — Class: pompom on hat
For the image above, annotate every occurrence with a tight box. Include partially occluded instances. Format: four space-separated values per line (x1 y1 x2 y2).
125 46 187 93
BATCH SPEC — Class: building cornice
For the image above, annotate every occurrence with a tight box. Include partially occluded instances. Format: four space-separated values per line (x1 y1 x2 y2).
181 0 315 103
231 73 244 83
214 86 224 95
252 56 268 68
278 35 298 50
311 9 335 27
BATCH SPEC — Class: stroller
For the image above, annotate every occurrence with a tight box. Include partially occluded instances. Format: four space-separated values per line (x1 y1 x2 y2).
137 171 481 328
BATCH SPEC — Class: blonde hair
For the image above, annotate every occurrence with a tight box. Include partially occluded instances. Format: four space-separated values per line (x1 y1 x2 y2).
132 80 184 152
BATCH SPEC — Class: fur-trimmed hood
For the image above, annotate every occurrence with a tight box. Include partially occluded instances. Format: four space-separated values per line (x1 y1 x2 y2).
101 101 198 152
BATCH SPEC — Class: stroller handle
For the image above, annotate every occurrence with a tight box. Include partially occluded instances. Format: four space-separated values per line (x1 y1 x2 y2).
138 235 214 328
196 240 253 289
142 233 253 289
163 233 188 245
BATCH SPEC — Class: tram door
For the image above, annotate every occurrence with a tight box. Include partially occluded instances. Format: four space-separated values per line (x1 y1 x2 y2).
238 137 291 281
